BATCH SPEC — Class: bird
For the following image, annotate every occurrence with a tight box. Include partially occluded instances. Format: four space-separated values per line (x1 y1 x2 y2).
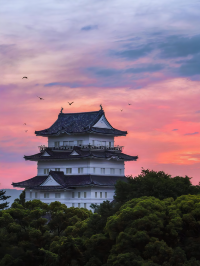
121 109 123 112
22 76 28 79
23 123 26 125
68 102 74 105
37 96 44 100
128 103 131 105
25 130 28 132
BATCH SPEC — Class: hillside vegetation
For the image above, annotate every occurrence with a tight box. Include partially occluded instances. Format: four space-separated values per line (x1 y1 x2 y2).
1 169 200 266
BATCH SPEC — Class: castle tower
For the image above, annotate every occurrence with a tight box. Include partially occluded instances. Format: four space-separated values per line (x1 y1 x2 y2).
12 108 138 210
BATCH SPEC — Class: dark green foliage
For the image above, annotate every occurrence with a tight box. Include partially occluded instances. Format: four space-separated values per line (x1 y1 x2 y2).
1 169 200 265
12 190 25 207
0 190 11 210
114 168 200 204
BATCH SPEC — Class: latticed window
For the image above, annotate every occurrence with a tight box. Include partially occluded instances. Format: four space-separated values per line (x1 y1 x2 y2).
44 169 49 174
55 168 60 171
78 203 80 208
78 168 83 173
35 192 38 198
101 168 105 174
100 192 102 198
78 192 81 198
55 193 60 198
84 203 86 208
95 192 97 198
105 192 107 198
119 169 122 175
30 192 32 198
84 192 87 198
72 203 75 207
55 141 60 147
66 168 72 174
72 192 75 198
110 168 115 174
69 141 74 146
77 140 83 146
44 193 49 198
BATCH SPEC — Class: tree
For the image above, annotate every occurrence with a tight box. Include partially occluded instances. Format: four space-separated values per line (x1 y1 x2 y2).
0 190 11 210
114 168 200 204
13 190 25 207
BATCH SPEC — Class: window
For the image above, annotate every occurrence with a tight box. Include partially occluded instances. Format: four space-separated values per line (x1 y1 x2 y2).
119 169 122 175
84 192 87 198
55 141 60 147
63 141 68 146
44 193 49 198
72 203 75 207
100 192 102 198
78 192 81 198
109 141 111 147
101 168 105 174
30 192 32 198
101 141 106 146
66 168 72 174
69 141 74 146
72 192 75 198
84 203 86 208
44 169 49 175
35 192 38 198
95 192 97 198
55 193 60 198
92 140 95 145
78 203 80 208
78 167 83 173
93 167 95 173
110 168 115 175
55 168 60 171
105 192 107 198
77 140 82 146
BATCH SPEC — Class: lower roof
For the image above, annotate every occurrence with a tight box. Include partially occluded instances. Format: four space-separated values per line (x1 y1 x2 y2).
12 171 128 190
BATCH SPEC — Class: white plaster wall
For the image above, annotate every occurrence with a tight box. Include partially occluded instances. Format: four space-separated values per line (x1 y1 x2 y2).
48 134 114 147
25 187 115 211
37 159 124 175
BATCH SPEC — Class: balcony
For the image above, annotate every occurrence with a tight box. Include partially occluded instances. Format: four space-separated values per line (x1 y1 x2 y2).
38 144 123 152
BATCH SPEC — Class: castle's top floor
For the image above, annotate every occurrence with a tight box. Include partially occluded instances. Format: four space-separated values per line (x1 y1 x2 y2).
35 108 127 137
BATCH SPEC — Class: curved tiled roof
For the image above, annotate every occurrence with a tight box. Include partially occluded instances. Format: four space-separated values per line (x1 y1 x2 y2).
12 171 128 189
35 109 127 136
24 147 138 162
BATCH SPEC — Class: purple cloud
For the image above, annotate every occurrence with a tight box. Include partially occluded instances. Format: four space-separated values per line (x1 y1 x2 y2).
184 132 199 136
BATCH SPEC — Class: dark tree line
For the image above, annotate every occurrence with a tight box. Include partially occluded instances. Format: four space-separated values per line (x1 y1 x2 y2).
1 169 200 266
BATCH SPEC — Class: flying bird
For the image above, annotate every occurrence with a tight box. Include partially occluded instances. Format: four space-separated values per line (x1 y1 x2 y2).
68 102 74 105
121 109 123 112
25 130 28 132
128 103 131 105
37 96 44 100
22 76 28 79
23 123 26 125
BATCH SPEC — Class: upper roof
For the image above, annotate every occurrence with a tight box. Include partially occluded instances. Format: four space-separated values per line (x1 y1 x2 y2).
12 171 128 190
35 109 127 136
24 147 138 162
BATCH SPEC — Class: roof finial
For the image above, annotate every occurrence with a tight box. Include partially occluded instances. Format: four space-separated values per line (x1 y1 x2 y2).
60 107 63 113
100 104 103 110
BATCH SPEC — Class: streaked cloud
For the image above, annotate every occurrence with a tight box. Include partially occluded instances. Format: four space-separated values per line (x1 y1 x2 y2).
172 129 178 131
81 25 98 31
184 132 199 136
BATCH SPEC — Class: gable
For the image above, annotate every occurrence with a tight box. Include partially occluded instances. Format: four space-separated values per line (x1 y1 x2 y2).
41 151 51 156
70 150 79 156
40 175 61 186
92 115 112 129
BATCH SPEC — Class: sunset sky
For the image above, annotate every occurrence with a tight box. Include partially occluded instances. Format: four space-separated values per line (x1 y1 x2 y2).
1 0 200 189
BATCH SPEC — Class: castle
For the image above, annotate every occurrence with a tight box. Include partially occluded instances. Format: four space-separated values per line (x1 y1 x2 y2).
12 107 138 210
